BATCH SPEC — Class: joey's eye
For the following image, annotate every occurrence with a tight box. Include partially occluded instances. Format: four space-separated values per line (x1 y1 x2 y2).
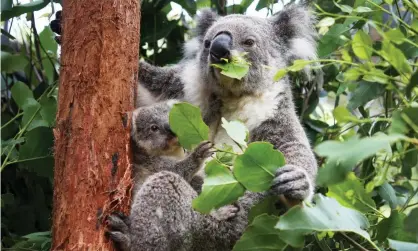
150 125 159 132
204 40 211 49
243 39 255 46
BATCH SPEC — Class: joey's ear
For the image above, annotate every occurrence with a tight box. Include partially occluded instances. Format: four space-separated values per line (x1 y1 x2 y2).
270 4 317 61
194 8 218 41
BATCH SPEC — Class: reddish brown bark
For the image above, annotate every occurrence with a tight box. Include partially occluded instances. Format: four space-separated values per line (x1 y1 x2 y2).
52 1 140 250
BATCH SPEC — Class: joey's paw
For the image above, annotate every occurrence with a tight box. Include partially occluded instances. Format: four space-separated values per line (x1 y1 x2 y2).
49 11 62 44
192 141 215 160
271 165 313 201
211 204 240 221
106 212 131 251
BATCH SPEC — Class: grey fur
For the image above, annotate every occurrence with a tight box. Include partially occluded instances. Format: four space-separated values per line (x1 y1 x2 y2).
111 3 319 251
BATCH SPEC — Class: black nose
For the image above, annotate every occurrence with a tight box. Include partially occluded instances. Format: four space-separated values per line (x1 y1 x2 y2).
210 33 232 63
164 123 176 137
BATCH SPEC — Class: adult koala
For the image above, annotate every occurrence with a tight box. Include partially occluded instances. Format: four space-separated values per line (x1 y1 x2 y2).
108 2 319 251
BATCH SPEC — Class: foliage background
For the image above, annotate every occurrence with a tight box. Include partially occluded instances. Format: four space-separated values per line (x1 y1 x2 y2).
1 0 417 250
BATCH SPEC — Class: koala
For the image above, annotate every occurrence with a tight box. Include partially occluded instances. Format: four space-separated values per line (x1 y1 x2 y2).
52 3 319 250
107 100 239 251
129 100 213 194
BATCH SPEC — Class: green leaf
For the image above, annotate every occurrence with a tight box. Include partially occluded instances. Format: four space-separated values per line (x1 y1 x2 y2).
317 17 335 27
404 208 418 235
215 144 237 166
316 134 403 185
233 142 285 192
318 24 350 57
378 182 400 210
192 160 245 214
380 41 412 75
385 29 405 44
287 60 310 72
273 69 287 81
352 30 372 60
221 118 248 147
21 99 49 131
354 6 373 12
233 214 287 251
376 211 416 242
402 144 417 179
248 196 281 224
335 3 353 13
1 51 28 73
211 52 250 80
169 102 209 150
406 70 418 99
276 194 373 246
343 68 362 81
388 239 418 251
347 82 386 110
362 68 389 84
333 106 357 124
1 0 49 21
40 96 57 127
39 26 58 85
11 82 34 109
327 172 376 213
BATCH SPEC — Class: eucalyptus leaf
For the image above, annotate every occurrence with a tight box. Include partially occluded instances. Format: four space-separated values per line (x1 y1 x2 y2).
233 142 285 192
388 239 418 251
221 118 248 147
192 160 245 214
327 172 376 213
169 102 209 150
233 214 288 251
352 30 372 60
316 134 403 185
276 194 374 247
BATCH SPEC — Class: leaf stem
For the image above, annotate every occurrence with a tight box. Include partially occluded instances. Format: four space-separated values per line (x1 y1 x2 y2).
214 147 239 155
339 232 369 251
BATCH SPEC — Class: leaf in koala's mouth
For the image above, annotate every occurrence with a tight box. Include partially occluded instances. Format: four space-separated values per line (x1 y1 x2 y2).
211 52 250 80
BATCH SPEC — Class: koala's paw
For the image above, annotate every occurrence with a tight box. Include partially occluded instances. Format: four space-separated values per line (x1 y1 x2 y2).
210 204 240 221
106 212 131 251
271 165 313 201
192 141 215 160
49 11 62 44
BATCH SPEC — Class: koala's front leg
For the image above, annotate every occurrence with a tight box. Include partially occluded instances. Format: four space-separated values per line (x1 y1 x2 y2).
106 212 131 251
251 91 317 203
173 141 214 181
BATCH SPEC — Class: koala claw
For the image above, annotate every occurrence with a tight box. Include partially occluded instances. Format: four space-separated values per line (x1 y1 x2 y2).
271 165 311 201
210 204 240 221
193 141 214 160
106 212 131 251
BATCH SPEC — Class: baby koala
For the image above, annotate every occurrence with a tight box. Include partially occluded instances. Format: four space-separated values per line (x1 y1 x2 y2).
106 100 239 250
130 99 212 195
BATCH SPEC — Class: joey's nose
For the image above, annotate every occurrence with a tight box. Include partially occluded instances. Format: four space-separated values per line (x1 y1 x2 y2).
210 33 232 63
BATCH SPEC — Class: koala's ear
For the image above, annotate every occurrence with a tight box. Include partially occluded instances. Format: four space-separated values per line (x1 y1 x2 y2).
194 8 218 40
270 4 317 60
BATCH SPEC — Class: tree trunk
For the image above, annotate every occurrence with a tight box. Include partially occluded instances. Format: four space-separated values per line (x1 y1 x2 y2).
52 1 140 250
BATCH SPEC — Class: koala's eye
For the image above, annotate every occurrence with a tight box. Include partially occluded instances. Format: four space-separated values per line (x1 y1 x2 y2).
150 125 159 132
204 40 211 49
243 39 255 47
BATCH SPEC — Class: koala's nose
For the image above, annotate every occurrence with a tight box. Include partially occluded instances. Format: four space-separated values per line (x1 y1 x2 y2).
210 33 232 63
164 123 176 138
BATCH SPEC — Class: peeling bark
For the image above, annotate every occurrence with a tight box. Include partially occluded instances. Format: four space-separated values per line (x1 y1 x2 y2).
52 1 140 250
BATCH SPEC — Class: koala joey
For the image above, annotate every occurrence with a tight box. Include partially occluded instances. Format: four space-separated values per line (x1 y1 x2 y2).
106 100 239 251
130 100 212 193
